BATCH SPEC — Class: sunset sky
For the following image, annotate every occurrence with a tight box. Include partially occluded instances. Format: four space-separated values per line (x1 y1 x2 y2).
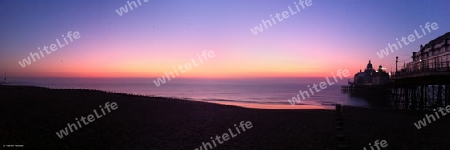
1 0 449 78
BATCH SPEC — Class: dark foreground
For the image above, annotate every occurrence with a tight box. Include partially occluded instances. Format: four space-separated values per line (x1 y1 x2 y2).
1 85 449 149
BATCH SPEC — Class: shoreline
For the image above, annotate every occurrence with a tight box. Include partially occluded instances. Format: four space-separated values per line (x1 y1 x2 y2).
2 85 450 149
2 84 335 110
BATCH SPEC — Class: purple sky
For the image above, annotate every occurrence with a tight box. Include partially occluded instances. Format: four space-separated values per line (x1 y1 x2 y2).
1 0 449 77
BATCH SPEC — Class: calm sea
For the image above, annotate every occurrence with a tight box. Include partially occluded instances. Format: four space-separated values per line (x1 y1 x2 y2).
6 77 376 109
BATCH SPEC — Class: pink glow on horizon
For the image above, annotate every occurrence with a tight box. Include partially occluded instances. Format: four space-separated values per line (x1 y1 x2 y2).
4 22 377 78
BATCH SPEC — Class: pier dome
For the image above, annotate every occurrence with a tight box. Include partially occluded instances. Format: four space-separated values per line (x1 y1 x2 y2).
353 60 389 85
366 60 373 70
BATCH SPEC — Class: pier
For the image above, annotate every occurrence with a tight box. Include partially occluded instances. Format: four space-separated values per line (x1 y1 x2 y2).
342 62 450 111
343 32 450 111
389 62 450 110
388 32 449 110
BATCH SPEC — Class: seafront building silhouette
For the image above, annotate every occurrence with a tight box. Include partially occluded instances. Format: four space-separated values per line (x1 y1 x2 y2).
353 60 389 85
405 32 450 72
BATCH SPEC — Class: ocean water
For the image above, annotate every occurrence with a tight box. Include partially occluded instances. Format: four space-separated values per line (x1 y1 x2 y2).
6 77 374 109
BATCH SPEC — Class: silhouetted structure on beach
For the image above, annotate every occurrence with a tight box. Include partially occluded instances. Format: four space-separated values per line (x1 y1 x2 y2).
390 32 450 110
353 60 389 85
341 61 390 98
343 32 450 111
404 32 450 72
